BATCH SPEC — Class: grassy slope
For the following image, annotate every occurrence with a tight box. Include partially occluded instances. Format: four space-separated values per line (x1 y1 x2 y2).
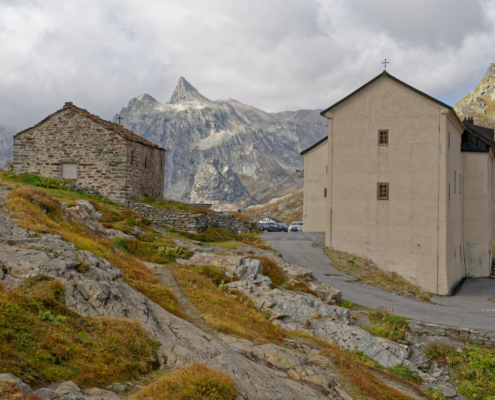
0 171 428 398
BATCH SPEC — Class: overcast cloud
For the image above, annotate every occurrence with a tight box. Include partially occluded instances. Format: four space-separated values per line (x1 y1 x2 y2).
1 0 495 132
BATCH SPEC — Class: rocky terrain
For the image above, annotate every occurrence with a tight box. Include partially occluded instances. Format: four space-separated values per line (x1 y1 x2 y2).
454 62 495 128
113 77 326 204
0 172 486 399
0 126 13 169
233 191 303 225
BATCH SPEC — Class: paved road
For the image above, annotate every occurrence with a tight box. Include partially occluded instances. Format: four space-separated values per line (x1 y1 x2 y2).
264 231 495 331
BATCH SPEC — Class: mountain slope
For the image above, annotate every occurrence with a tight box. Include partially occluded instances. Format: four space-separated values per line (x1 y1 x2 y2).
114 78 327 203
0 126 13 168
454 63 495 128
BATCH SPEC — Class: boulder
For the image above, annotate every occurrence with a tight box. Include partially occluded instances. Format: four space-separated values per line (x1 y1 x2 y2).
35 388 60 399
0 374 37 397
307 281 342 304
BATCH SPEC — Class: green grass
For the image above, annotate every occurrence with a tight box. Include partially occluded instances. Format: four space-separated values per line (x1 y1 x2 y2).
0 277 160 387
185 265 238 285
425 343 495 399
367 308 408 341
337 299 354 309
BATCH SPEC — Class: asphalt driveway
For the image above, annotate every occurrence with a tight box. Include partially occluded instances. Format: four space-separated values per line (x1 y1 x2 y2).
263 231 495 331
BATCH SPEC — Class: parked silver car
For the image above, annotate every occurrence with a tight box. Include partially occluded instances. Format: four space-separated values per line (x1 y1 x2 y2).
289 222 303 232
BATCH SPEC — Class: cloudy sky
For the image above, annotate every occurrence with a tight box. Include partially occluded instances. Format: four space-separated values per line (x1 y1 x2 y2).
1 0 495 133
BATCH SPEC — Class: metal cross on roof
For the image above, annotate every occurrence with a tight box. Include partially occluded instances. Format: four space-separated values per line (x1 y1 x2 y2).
382 59 389 71
116 115 123 124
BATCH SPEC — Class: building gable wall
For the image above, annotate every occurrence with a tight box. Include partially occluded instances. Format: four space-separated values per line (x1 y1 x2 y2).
126 140 165 199
302 140 328 232
13 109 130 202
323 76 452 294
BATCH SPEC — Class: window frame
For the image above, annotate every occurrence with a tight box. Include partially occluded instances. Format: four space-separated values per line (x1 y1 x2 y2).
377 182 389 200
378 129 389 146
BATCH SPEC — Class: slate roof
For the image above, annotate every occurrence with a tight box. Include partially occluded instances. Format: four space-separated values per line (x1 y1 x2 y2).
15 102 165 151
462 122 495 152
300 136 328 156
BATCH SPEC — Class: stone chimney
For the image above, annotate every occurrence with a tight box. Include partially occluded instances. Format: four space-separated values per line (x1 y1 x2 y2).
64 101 73 107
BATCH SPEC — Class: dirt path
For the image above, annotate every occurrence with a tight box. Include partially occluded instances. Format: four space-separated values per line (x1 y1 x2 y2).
144 262 218 336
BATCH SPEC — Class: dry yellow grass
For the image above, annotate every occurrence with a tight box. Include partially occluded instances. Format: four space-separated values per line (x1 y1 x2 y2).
170 265 283 342
325 249 432 302
0 380 39 400
134 364 238 400
6 186 184 319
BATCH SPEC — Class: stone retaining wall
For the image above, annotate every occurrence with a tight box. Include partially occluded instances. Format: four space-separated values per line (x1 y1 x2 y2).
127 200 257 234
409 321 495 348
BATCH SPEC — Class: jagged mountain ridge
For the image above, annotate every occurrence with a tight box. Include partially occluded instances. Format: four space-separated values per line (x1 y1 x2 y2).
114 77 327 203
454 63 495 128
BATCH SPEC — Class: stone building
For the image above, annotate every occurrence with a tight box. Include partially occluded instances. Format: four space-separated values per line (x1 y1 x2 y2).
301 71 495 295
13 102 165 203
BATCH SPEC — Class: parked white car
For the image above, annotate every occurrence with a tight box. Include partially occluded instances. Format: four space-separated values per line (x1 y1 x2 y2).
289 222 303 232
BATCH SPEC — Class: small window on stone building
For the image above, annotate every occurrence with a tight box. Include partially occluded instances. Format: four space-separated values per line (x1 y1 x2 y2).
130 151 134 165
377 183 389 200
454 171 456 193
145 157 147 168
324 188 327 197
378 130 388 146
61 163 77 179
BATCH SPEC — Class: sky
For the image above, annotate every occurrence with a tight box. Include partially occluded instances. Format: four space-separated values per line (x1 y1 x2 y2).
1 0 495 133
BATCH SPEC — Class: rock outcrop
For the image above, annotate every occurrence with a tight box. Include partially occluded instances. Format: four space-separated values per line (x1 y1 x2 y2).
190 159 258 205
177 252 410 368
454 63 495 128
0 191 328 399
113 78 327 203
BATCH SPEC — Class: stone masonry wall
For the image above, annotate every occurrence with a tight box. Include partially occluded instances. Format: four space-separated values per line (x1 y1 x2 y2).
409 321 495 348
127 140 165 198
127 200 257 234
13 108 129 203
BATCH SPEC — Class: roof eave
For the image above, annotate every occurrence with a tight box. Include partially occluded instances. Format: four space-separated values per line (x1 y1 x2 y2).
320 71 453 117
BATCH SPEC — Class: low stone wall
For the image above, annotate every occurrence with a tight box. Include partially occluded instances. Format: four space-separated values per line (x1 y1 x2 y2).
409 321 495 348
127 200 257 234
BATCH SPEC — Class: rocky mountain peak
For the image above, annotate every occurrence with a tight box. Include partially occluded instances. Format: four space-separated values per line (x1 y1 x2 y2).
167 77 210 104
454 62 495 128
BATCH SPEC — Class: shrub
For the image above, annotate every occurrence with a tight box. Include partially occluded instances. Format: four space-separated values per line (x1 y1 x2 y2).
112 237 128 251
0 278 160 386
247 256 285 288
134 364 238 400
